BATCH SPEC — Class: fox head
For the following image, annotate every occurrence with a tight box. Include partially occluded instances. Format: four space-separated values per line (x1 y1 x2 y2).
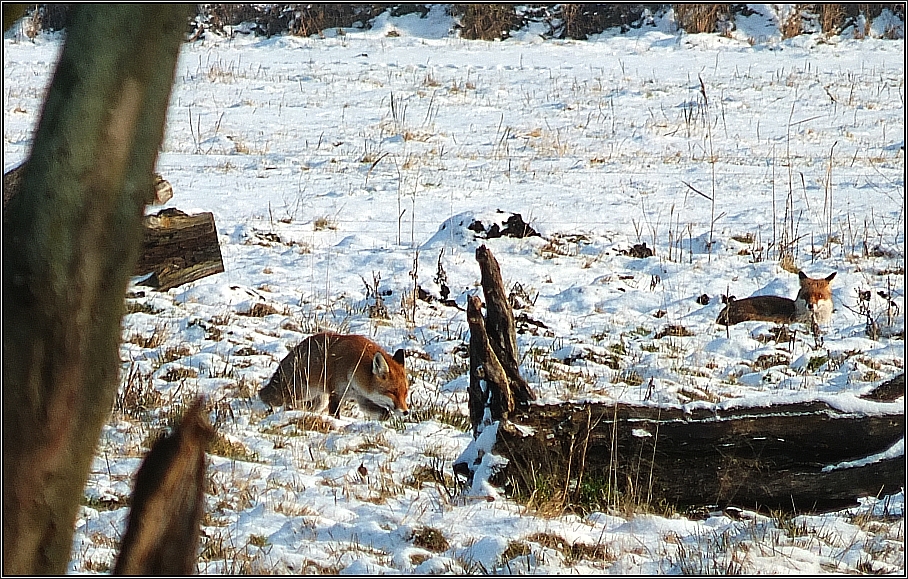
797 271 835 324
361 348 409 418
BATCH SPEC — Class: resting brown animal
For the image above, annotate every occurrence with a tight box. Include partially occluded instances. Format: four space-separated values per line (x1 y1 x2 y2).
717 271 835 326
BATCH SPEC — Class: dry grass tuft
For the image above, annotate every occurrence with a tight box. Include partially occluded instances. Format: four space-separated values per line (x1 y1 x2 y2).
240 302 281 317
673 4 733 34
410 526 450 552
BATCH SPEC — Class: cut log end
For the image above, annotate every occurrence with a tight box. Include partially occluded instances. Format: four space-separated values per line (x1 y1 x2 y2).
134 208 224 291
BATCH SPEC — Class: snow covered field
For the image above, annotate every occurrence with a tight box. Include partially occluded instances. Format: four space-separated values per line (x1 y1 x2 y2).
4 6 904 575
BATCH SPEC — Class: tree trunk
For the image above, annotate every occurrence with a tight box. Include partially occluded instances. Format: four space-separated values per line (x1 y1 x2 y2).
4 164 175 213
134 208 225 291
492 394 904 513
2 5 190 574
456 246 535 480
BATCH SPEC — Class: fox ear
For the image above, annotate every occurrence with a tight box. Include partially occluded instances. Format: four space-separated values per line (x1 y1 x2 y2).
825 272 836 282
372 352 390 378
393 348 405 367
798 271 807 280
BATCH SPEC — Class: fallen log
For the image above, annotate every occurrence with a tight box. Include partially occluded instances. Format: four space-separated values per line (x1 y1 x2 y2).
3 163 173 211
6 164 219 291
134 208 224 291
492 394 904 514
861 372 905 402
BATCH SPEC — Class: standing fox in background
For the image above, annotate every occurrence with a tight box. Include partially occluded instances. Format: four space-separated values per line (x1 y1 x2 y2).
259 332 409 419
717 271 836 326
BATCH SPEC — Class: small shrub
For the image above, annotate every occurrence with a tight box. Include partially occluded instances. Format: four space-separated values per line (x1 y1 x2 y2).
115 364 163 420
673 4 733 34
731 233 755 244
313 216 337 231
780 8 804 39
127 325 168 348
208 432 258 462
124 299 162 315
655 325 694 339
160 366 199 382
753 353 790 370
806 355 828 372
159 344 192 364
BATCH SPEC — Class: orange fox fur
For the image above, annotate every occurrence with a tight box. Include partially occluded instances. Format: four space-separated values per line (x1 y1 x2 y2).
259 332 408 419
717 271 835 326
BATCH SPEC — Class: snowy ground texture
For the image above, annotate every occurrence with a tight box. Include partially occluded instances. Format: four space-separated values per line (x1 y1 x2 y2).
4 5 905 575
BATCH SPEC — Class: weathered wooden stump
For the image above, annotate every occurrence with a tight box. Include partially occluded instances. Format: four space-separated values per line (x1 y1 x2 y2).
455 245 536 481
114 399 213 575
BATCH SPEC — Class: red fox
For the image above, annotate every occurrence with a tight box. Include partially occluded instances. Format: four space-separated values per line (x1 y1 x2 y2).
259 332 409 419
716 271 836 326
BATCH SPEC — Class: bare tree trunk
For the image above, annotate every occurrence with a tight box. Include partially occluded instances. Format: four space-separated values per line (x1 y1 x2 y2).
458 246 536 479
2 5 190 574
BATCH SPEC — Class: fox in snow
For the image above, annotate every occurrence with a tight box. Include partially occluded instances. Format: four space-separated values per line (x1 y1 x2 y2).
717 271 836 326
259 332 409 419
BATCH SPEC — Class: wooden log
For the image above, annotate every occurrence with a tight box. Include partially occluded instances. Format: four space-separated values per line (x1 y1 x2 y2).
492 396 904 513
114 399 213 575
133 208 224 291
861 372 905 402
4 163 173 211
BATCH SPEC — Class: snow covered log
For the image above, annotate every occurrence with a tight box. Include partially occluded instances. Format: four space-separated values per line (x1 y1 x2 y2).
133 208 224 291
491 389 904 514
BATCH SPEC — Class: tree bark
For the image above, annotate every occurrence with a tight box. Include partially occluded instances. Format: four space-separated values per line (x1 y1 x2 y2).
5 164 174 215
493 396 904 513
134 208 225 291
2 5 190 574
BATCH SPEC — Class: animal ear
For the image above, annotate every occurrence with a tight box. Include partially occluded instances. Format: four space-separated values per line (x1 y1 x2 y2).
825 272 836 282
393 348 405 367
372 352 390 378
798 271 807 280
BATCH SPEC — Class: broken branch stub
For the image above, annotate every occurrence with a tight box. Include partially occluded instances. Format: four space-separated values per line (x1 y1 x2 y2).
467 295 513 436
114 398 214 575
